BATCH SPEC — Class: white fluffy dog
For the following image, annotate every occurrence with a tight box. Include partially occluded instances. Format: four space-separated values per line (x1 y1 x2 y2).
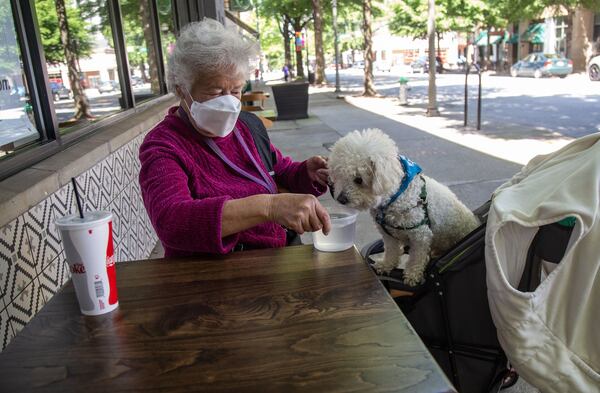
328 129 480 286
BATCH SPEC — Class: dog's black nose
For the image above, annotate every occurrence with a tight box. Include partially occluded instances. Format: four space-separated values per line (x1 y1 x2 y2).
336 192 349 205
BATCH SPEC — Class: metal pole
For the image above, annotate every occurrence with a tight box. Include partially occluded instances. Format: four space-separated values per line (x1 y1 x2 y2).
477 68 482 130
464 63 469 127
305 28 310 80
332 0 341 93
254 1 264 82
426 0 439 116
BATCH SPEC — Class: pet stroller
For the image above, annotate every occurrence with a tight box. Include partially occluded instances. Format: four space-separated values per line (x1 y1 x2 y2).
362 200 575 393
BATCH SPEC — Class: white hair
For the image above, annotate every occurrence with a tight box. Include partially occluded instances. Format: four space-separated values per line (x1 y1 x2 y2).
166 19 259 95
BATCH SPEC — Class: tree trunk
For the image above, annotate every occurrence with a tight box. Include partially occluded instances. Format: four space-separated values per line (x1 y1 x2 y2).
295 38 305 78
140 0 160 93
293 20 305 78
140 62 148 82
312 0 326 84
426 0 438 116
565 9 574 60
55 0 93 120
362 0 377 96
282 17 292 70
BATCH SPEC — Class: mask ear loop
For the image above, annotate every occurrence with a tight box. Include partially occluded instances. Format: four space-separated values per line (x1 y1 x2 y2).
177 85 216 137
178 85 194 113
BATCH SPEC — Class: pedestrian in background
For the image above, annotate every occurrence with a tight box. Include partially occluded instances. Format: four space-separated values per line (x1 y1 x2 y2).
282 64 289 82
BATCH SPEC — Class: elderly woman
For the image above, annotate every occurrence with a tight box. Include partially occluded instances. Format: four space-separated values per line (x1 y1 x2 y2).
139 19 331 257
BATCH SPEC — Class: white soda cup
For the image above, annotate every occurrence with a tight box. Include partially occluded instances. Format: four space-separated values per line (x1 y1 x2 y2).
55 211 119 316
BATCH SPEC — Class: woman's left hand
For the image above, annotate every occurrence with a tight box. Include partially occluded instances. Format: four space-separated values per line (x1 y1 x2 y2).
306 156 329 186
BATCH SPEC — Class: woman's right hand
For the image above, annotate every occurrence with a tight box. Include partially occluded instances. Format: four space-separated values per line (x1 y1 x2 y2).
267 194 331 235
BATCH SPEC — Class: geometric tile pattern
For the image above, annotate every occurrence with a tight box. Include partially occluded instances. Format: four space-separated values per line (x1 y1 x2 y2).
0 131 158 352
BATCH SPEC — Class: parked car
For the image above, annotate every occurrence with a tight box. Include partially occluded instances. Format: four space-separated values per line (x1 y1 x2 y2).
49 82 72 101
588 55 600 81
353 60 365 69
375 60 392 72
410 56 441 73
98 80 120 94
510 52 573 78
130 75 143 86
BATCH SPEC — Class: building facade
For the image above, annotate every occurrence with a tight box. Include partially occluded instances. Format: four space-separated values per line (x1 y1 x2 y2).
505 7 600 71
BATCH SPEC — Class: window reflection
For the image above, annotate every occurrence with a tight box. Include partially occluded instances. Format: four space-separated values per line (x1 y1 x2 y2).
158 0 176 70
36 0 123 132
121 0 161 103
0 0 39 158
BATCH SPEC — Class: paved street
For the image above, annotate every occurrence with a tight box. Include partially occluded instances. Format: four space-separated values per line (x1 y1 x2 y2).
326 68 600 139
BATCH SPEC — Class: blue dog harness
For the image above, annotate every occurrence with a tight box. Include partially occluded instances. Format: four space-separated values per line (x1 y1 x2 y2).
375 156 430 236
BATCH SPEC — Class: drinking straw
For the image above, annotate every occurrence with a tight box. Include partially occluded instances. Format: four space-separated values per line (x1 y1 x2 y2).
71 177 84 219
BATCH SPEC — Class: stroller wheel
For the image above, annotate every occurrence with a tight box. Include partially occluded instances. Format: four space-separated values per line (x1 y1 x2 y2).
500 368 519 390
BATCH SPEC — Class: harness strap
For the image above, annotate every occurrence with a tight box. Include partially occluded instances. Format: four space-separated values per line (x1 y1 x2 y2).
376 177 430 236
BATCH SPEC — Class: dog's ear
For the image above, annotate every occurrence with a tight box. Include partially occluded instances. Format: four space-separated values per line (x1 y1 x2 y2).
370 154 403 196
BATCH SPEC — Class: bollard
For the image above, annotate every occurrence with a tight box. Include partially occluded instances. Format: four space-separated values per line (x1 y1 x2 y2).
398 77 409 105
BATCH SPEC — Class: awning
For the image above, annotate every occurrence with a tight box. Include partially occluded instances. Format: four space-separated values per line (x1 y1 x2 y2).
506 33 519 44
522 23 545 44
475 31 507 46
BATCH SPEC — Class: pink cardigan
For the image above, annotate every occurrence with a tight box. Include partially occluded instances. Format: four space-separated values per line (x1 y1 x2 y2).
139 107 325 257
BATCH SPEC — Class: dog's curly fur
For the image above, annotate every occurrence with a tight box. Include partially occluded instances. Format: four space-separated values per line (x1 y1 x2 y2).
329 129 480 286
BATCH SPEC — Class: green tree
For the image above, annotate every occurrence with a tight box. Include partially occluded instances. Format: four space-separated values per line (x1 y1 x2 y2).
120 0 160 93
36 0 93 64
260 0 313 78
390 0 482 54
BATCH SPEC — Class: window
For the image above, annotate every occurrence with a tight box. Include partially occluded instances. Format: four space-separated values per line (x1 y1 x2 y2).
0 0 230 180
555 16 568 57
121 0 162 103
35 0 125 133
0 0 39 158
158 0 176 72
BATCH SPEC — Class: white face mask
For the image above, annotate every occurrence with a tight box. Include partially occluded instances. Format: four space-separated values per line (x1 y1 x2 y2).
182 89 241 138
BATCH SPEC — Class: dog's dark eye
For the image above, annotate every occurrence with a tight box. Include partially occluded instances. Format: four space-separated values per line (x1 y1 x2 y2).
353 176 363 185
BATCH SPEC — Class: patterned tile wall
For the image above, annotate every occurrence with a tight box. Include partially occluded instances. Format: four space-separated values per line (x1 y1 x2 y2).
0 132 157 352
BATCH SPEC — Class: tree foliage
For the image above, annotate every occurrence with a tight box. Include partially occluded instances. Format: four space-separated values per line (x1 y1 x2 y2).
36 0 93 65
389 0 486 39
259 0 313 77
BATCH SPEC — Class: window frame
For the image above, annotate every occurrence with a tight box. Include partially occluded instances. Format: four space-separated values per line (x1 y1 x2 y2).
0 0 184 181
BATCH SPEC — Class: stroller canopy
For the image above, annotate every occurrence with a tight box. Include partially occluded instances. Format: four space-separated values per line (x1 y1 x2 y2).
485 133 600 392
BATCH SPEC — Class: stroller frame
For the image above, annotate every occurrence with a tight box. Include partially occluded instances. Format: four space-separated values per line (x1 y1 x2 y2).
363 201 510 393
363 199 573 393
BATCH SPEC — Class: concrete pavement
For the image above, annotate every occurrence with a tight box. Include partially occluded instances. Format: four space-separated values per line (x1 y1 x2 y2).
266 84 523 248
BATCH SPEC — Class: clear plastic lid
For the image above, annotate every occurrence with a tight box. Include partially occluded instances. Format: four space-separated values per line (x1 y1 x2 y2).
55 211 112 230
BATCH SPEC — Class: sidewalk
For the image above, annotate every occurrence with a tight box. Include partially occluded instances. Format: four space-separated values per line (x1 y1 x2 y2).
264 81 525 249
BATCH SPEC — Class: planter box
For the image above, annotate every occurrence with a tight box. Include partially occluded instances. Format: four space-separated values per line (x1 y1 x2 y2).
270 82 309 120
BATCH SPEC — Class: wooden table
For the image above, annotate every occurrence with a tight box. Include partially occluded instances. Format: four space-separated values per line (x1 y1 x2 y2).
0 246 455 392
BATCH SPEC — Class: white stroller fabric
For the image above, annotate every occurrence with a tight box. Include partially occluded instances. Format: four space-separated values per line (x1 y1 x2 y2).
485 133 600 393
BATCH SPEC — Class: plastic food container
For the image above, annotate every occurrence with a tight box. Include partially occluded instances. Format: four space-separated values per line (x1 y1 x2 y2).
312 206 358 252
